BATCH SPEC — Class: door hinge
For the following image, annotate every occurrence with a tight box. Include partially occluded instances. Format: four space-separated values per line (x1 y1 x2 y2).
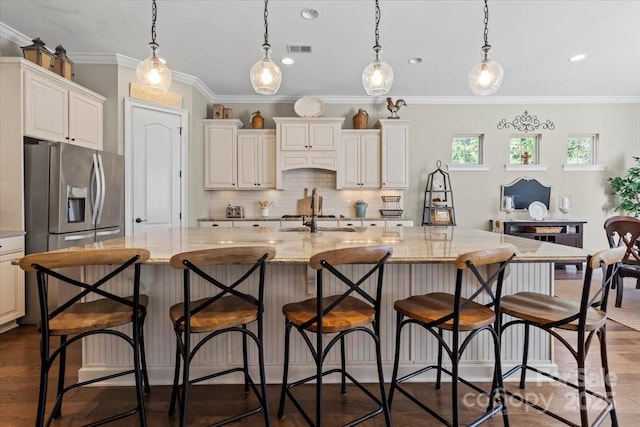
179 212 182 220
179 127 183 135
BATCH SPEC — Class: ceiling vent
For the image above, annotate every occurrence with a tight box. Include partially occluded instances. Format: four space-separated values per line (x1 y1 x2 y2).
287 45 312 54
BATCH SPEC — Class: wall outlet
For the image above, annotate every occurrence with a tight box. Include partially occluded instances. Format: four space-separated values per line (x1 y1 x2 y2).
346 200 352 208
225 200 233 206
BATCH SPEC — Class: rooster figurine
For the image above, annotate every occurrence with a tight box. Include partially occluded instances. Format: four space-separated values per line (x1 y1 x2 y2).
386 98 407 119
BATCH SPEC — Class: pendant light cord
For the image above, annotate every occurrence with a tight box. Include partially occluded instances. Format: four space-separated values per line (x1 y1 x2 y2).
373 0 381 49
263 0 270 48
150 0 158 46
482 0 490 50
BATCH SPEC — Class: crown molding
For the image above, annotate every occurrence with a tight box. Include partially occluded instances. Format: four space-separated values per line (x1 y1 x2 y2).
2 22 637 105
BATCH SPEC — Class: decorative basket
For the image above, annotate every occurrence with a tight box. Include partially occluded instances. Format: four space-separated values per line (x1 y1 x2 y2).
380 209 403 217
524 226 563 234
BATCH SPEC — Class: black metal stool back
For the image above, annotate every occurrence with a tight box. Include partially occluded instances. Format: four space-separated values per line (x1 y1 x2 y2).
168 246 275 427
500 246 626 426
389 244 516 426
277 245 393 426
19 248 150 427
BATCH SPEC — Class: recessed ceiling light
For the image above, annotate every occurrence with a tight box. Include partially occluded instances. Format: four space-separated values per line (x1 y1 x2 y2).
281 57 294 65
300 8 319 20
408 57 423 65
569 54 587 62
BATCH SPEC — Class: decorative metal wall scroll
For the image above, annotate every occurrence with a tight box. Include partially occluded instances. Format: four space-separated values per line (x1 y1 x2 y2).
497 110 555 133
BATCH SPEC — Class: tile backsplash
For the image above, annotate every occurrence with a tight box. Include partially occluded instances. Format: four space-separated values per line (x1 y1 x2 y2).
205 169 404 219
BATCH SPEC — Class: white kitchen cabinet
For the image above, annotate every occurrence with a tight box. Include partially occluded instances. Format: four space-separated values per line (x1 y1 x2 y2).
232 220 276 228
0 235 25 333
339 130 380 189
198 221 233 228
375 120 410 189
361 220 386 227
339 219 413 227
237 130 276 189
24 66 104 150
203 119 243 190
385 220 414 227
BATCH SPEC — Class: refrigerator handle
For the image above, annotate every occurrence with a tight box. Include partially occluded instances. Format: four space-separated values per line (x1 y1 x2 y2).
96 154 106 225
90 153 102 225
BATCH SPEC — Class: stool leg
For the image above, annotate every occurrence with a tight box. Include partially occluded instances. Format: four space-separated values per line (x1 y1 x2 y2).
598 327 619 426
451 331 460 427
242 325 250 393
340 336 347 395
374 330 392 426
139 320 150 395
256 319 271 426
133 320 147 427
180 331 190 427
519 324 530 389
388 312 404 408
52 336 67 419
36 333 50 427
277 321 293 419
615 275 624 307
491 327 509 427
315 330 323 427
168 336 182 418
436 328 444 390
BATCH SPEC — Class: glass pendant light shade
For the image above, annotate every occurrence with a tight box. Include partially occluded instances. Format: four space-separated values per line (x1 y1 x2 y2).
250 45 282 95
136 42 172 93
362 48 394 96
468 49 503 95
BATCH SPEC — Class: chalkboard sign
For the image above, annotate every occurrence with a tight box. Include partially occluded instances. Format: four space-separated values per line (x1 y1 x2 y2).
501 177 551 210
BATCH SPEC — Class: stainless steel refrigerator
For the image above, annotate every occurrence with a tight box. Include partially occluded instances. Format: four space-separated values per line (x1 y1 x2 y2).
22 139 124 323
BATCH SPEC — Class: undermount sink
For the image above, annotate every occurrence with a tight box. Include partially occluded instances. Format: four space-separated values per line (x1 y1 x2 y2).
278 226 357 232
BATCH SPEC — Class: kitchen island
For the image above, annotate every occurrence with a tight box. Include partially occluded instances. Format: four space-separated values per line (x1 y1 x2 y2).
80 226 589 385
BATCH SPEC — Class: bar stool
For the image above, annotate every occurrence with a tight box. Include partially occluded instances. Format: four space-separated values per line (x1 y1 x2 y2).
500 246 626 426
389 245 516 426
277 245 393 426
19 248 151 427
168 246 275 427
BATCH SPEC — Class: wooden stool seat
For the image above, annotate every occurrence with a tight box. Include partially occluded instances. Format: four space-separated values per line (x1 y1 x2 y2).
394 292 495 331
501 292 606 331
282 295 375 333
50 295 149 336
169 296 258 333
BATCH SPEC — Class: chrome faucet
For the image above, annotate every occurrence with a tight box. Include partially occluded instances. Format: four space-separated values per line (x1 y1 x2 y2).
303 188 319 233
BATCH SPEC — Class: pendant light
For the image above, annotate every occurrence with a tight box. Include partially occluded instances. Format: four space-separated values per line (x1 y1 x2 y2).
362 0 393 95
250 0 282 95
468 0 503 95
136 0 172 93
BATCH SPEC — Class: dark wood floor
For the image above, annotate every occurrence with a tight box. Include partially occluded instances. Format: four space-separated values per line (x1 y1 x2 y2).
1 267 638 426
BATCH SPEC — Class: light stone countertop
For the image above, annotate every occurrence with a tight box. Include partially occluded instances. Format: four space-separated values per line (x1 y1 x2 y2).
88 226 590 265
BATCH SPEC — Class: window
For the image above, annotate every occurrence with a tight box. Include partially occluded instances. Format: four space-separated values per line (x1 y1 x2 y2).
509 135 539 164
567 134 597 164
452 135 483 164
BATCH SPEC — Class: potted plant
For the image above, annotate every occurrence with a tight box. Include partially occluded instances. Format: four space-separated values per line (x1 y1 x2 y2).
608 156 640 217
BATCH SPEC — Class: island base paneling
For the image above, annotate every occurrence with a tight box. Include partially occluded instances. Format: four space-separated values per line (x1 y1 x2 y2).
80 262 554 385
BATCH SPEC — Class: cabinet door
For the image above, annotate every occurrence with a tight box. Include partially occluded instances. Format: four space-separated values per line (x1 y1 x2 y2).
342 134 361 188
360 133 380 188
0 256 24 326
257 133 276 189
381 124 409 189
198 221 233 228
280 123 309 150
309 123 337 150
204 124 237 189
24 70 68 142
237 133 259 189
69 90 103 150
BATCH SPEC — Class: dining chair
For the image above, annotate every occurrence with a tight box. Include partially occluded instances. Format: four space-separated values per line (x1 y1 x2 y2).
19 248 150 427
500 246 626 427
168 246 275 427
603 215 640 307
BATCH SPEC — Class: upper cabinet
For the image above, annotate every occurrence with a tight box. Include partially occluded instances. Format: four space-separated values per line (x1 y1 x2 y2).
203 120 276 190
274 117 344 189
376 119 410 189
203 119 242 190
237 130 276 189
23 64 104 150
338 130 380 189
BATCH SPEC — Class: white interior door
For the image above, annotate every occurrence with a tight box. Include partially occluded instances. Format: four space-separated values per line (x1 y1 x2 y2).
124 99 187 235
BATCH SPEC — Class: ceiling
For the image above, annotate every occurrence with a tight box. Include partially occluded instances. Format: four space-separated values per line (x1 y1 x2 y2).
1 0 639 101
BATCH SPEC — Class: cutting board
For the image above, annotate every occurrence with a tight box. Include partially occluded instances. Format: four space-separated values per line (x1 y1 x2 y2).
296 188 322 215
